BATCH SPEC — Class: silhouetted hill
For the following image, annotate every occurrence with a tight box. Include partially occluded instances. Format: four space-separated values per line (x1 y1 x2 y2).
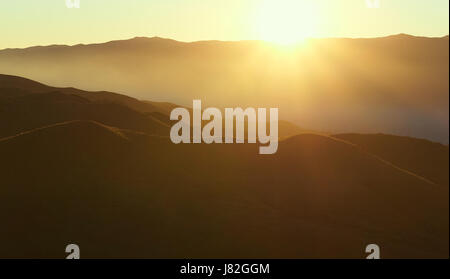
0 74 448 258
0 121 447 258
0 35 448 142
1 120 133 152
278 120 321 139
0 81 171 138
0 73 168 114
335 133 450 186
0 73 52 93
0 74 309 139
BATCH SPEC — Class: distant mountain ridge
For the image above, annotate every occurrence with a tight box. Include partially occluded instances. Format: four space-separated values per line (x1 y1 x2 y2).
1 34 447 51
0 34 448 143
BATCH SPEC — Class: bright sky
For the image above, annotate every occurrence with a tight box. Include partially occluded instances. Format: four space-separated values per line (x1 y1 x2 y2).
0 0 448 49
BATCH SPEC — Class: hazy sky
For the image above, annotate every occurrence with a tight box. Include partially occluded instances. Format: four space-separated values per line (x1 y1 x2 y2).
1 0 449 49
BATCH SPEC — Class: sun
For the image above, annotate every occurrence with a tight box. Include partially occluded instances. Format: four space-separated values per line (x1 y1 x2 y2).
255 0 319 45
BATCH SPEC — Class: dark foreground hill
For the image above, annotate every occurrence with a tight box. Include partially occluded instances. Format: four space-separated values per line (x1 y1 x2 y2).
0 120 447 258
0 74 448 258
335 133 449 186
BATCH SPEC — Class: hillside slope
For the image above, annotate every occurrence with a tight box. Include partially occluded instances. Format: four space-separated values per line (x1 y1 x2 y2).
0 74 309 139
0 35 448 142
335 133 449 186
0 122 447 258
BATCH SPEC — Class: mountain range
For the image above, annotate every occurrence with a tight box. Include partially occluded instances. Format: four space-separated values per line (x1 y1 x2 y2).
0 74 448 258
0 34 448 143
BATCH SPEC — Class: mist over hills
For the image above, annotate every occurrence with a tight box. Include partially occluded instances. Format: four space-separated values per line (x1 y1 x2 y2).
0 74 448 258
0 34 448 143
0 74 310 139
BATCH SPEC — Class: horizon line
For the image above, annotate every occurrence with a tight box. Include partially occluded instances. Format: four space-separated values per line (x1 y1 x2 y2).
1 33 449 52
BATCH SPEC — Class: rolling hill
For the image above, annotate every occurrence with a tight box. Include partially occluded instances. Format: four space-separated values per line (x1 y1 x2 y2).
0 34 448 142
0 75 448 258
0 74 309 139
335 133 449 186
0 120 447 258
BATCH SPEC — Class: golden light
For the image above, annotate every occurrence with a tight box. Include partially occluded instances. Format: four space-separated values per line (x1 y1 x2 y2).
254 0 319 45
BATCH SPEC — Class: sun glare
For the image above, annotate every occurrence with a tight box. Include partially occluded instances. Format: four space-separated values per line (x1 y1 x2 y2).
255 0 319 45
